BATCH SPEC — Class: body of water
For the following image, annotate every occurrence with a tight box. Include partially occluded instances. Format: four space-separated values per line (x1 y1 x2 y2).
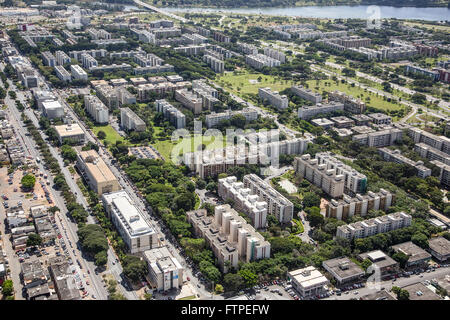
164 5 450 21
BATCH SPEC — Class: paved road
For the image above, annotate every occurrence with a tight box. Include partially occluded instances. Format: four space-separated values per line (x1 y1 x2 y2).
324 266 450 300
132 0 187 23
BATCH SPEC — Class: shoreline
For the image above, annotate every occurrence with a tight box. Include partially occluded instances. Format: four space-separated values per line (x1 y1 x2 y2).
159 4 450 10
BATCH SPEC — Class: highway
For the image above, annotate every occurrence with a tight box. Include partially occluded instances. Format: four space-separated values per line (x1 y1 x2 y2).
132 0 188 23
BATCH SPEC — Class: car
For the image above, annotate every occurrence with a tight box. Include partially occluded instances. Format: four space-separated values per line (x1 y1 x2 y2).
354 291 358 295
197 284 201 288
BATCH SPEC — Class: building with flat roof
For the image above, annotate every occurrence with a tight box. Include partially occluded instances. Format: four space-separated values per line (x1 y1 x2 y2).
143 246 184 292
330 116 355 128
291 85 322 104
352 128 402 148
84 94 109 124
401 282 442 300
316 152 367 195
378 148 431 179
54 123 85 145
205 108 258 128
360 289 396 300
428 236 450 262
76 150 120 195
368 113 392 125
21 259 47 289
287 266 329 298
430 160 450 189
311 118 334 129
54 65 71 82
102 190 157 254
322 257 365 285
326 189 395 220
70 64 88 81
351 114 372 126
337 212 412 240
48 259 81 300
297 101 344 120
175 88 203 114
41 100 64 120
155 99 186 129
408 127 450 155
246 54 281 69
186 205 270 272
294 154 345 198
120 107 146 132
358 250 399 276
414 143 450 166
391 241 432 268
258 87 288 110
328 91 366 114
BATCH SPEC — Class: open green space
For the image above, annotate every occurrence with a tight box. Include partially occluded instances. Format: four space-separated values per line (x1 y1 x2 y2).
92 124 125 146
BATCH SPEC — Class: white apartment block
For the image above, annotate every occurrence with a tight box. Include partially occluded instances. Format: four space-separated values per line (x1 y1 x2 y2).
291 85 322 104
87 28 111 40
218 176 268 229
155 99 186 129
297 101 344 120
42 100 64 119
352 128 403 148
186 205 271 272
70 64 88 81
415 143 450 166
102 191 157 254
182 33 207 45
120 107 146 132
143 246 183 292
430 160 450 189
263 47 286 63
41 51 56 67
205 108 258 128
246 54 281 69
316 152 367 194
237 42 258 55
328 90 366 114
54 65 71 82
80 53 98 70
336 212 412 240
243 174 294 224
378 148 431 179
294 154 345 198
69 49 107 61
408 127 450 155
192 79 220 109
55 50 71 66
133 53 164 67
174 44 207 55
326 189 395 220
258 87 288 110
203 54 224 73
84 94 109 124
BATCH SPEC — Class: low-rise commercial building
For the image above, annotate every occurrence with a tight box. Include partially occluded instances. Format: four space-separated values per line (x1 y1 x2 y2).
322 257 365 285
368 113 392 125
102 190 157 254
428 237 450 262
54 123 85 145
330 116 355 128
287 266 329 298
391 241 432 268
357 250 399 276
76 149 120 195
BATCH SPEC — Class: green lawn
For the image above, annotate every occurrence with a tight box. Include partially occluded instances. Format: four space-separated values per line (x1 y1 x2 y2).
92 124 125 146
153 134 228 163
216 70 294 96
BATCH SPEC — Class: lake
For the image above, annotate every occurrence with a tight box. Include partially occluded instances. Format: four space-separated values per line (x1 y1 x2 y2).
164 5 450 21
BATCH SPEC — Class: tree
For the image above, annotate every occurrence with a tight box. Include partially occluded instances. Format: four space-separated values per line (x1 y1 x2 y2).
223 273 244 292
196 179 206 189
392 286 409 300
411 232 429 249
97 130 106 140
2 279 14 296
26 233 42 247
392 251 409 269
122 255 148 283
238 269 259 288
21 174 36 190
206 182 217 193
95 251 108 266
302 192 320 208
215 284 224 294
306 207 324 228
61 144 77 162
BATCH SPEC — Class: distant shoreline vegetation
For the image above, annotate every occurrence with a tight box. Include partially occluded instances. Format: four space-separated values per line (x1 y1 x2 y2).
153 0 450 9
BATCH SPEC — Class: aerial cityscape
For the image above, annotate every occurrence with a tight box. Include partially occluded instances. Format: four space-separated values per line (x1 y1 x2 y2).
0 0 449 308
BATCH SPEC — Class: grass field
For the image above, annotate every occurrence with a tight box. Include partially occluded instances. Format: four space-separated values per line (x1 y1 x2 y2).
92 124 125 146
153 134 228 163
216 71 294 96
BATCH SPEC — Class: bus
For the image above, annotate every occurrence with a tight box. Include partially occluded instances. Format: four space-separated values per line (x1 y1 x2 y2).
36 157 41 163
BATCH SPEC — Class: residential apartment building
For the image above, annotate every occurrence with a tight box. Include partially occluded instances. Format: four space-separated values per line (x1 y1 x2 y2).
287 266 329 298
41 51 56 67
291 85 322 104
205 108 258 128
203 54 224 73
316 152 367 194
408 127 450 155
213 31 230 43
120 107 146 132
54 65 71 82
294 154 345 197
336 212 412 240
84 94 109 124
258 87 289 110
245 54 281 69
297 101 344 120
378 148 432 178
352 128 403 147
155 99 186 129
80 53 98 70
243 174 294 224
70 64 88 81
102 190 157 254
76 149 120 195
137 81 191 102
175 89 203 114
149 19 174 28
328 90 366 114
218 176 268 229
368 113 392 125
186 205 270 272
192 79 220 109
325 189 395 220
41 100 64 119
406 64 440 81
143 246 183 292
69 49 107 61
430 160 450 189
263 47 286 63
237 42 258 55
174 44 207 56
55 50 70 66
